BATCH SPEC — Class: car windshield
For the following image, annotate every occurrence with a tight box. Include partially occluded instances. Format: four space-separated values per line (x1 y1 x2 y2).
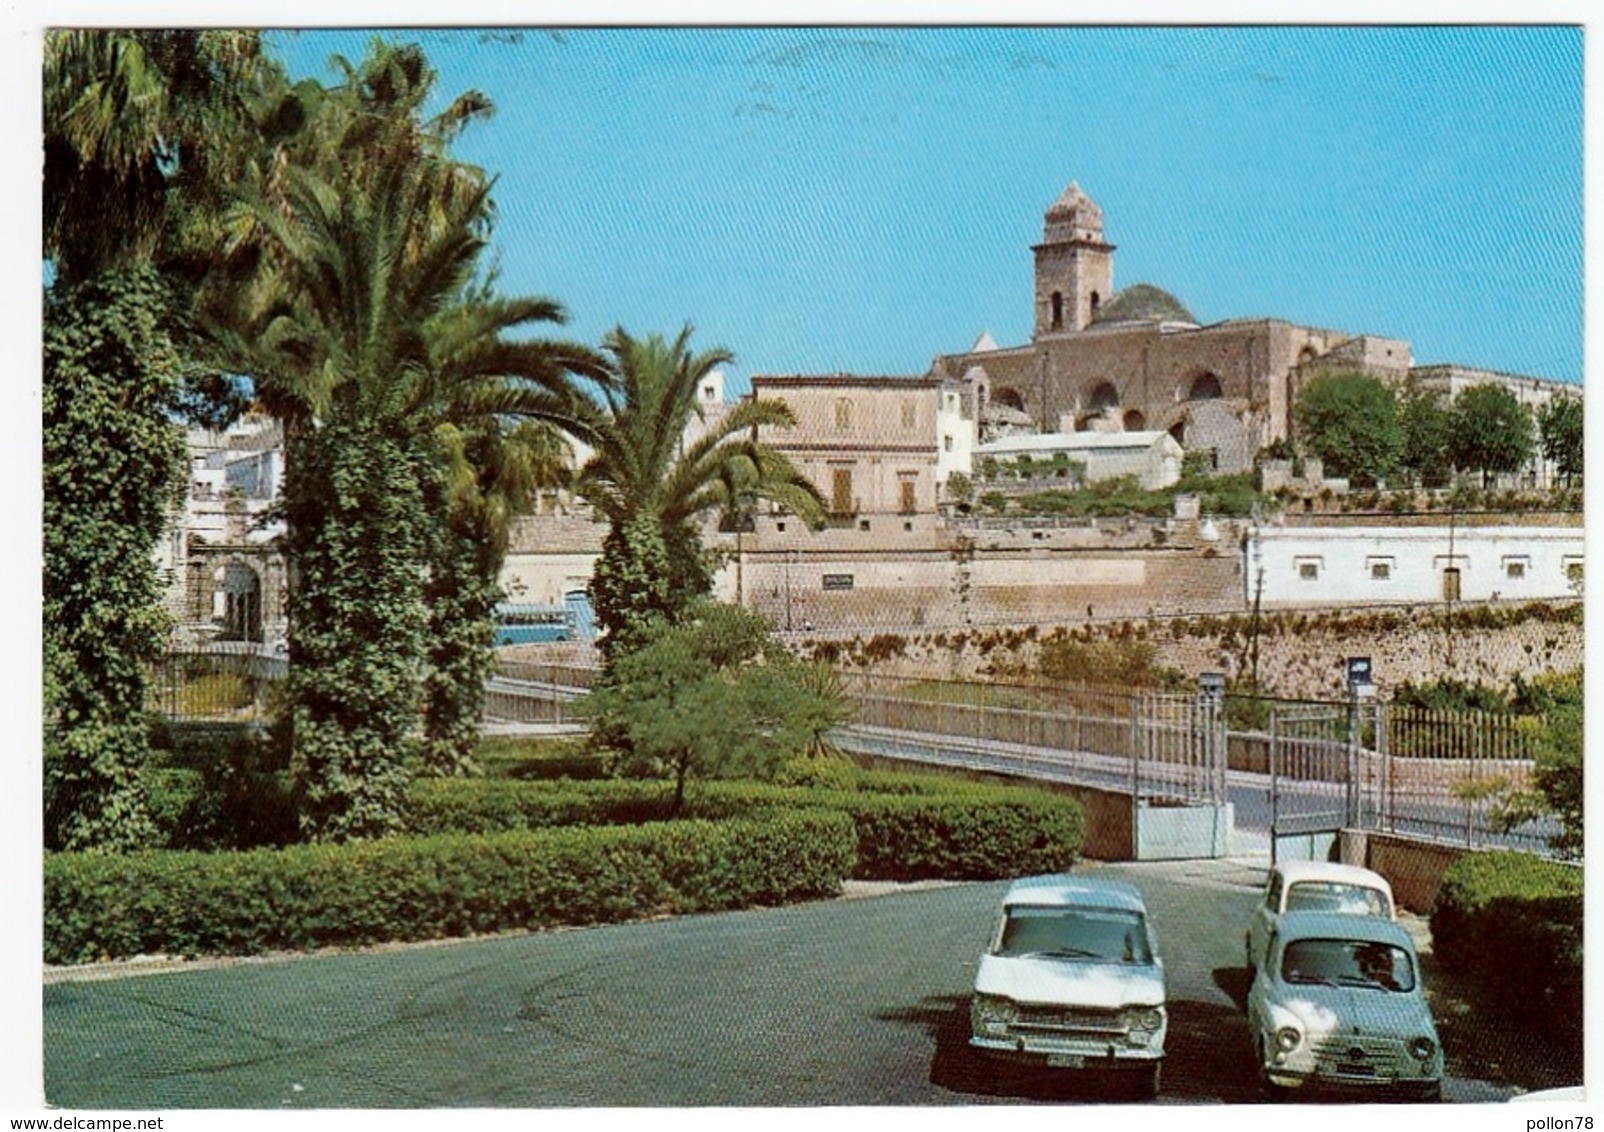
1284 881 1391 918
1280 938 1416 992
997 905 1152 964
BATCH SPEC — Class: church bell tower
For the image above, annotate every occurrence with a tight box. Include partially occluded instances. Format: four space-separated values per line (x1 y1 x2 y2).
1033 182 1115 337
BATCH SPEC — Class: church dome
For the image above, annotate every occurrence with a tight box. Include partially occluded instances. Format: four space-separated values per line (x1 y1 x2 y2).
1091 283 1197 327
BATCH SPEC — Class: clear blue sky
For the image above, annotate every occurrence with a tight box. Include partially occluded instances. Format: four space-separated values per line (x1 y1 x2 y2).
269 26 1583 393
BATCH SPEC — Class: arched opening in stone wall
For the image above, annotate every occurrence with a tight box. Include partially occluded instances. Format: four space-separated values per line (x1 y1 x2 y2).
1087 381 1120 413
1169 420 1186 446
1050 292 1064 330
1090 291 1101 320
222 562 263 643
1123 409 1147 431
992 387 1026 413
1187 372 1224 401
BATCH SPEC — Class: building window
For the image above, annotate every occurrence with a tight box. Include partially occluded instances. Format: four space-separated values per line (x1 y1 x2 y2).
1295 557 1322 582
1564 558 1584 584
1368 557 1394 581
1504 557 1529 580
835 398 853 431
1051 292 1063 329
831 468 854 515
901 401 917 429
943 435 954 452
899 477 918 515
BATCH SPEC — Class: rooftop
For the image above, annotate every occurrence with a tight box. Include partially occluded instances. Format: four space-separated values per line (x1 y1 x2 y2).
1002 873 1146 912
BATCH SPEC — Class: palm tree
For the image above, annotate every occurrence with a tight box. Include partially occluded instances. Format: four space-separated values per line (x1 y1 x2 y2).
210 40 614 831
44 29 267 284
208 44 511 841
575 325 826 658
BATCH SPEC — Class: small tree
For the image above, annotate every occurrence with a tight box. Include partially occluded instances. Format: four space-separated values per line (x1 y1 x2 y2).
1450 383 1535 488
1496 670 1583 859
944 471 974 510
1537 394 1584 487
1293 373 1402 487
582 603 849 811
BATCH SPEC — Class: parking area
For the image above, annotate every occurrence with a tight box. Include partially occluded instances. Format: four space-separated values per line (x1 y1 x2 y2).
42 856 1576 1107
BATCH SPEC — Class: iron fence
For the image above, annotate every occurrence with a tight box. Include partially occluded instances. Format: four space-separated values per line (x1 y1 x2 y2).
145 645 285 724
837 669 1563 857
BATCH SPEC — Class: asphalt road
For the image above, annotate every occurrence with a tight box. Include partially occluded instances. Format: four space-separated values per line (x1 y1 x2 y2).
42 857 1542 1109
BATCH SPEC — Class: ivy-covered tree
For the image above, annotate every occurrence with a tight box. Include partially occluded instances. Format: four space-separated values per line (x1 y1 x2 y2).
281 420 434 838
1537 394 1584 487
583 603 850 811
1450 383 1535 488
421 417 578 776
42 269 188 851
1293 372 1403 487
43 30 268 850
1398 385 1454 489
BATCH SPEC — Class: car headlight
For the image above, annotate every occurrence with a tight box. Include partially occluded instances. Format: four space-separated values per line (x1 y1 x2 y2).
1409 1036 1437 1061
971 994 1018 1034
1276 1026 1301 1053
1125 1007 1164 1032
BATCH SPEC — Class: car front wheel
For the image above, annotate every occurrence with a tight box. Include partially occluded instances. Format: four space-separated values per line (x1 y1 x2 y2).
1124 1062 1161 1101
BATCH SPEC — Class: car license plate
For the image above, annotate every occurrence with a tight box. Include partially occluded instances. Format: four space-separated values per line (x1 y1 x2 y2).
1046 1054 1084 1069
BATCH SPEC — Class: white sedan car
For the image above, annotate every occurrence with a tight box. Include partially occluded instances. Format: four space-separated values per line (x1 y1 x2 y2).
1247 911 1442 1101
1245 860 1395 973
970 874 1166 1098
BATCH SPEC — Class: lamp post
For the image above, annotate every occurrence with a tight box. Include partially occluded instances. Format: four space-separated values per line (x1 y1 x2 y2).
784 548 794 632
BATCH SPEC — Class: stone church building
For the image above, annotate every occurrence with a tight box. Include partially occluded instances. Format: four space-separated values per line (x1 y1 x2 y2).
928 182 1414 474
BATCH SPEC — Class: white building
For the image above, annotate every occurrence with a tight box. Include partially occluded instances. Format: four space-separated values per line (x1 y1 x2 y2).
1409 365 1580 489
1247 522 1584 608
975 430 1185 491
158 414 288 645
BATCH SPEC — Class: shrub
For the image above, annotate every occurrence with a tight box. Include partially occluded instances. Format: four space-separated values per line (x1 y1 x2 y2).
402 778 764 836
1430 851 1582 1023
142 728 298 851
403 774 1084 882
43 811 856 964
819 790 1083 881
773 755 865 791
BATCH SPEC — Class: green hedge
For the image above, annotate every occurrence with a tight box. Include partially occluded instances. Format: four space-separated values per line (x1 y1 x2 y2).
821 791 1082 881
401 779 769 835
403 775 1084 882
44 811 855 965
1431 851 1582 1022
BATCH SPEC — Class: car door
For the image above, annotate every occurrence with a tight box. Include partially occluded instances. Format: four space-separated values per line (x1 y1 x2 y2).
1247 870 1283 970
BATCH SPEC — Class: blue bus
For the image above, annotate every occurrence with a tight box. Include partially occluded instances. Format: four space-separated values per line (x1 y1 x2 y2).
493 603 576 646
